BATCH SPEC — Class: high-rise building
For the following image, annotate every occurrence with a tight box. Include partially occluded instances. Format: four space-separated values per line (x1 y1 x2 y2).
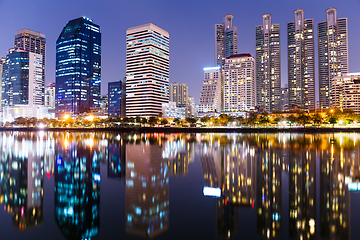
255 14 281 113
198 67 223 113
318 8 348 109
0 57 5 114
280 85 289 111
55 17 101 117
287 9 315 110
215 15 238 68
45 83 55 107
332 73 360 114
108 80 126 118
170 83 188 106
14 29 46 105
223 53 255 112
126 23 169 117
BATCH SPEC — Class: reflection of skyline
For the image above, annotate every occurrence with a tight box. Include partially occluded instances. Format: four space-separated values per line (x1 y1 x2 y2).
125 136 169 238
54 133 100 239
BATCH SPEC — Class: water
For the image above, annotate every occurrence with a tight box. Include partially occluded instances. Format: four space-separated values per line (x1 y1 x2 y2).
0 131 359 240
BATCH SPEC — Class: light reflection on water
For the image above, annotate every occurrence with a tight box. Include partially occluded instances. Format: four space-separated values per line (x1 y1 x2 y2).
0 131 359 239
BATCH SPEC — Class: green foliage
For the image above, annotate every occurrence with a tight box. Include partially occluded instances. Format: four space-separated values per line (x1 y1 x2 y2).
160 119 168 125
186 117 197 124
148 117 159 126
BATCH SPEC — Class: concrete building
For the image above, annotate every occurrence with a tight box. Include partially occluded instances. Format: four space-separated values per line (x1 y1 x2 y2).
280 85 289 111
162 101 186 119
187 96 196 117
223 53 255 112
45 83 55 118
170 83 188 106
318 8 348 109
332 73 360 114
287 9 315 110
126 23 169 117
255 14 281 113
14 29 46 105
215 15 238 68
198 67 222 113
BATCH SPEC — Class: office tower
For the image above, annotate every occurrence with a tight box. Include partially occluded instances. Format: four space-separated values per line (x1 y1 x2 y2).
332 73 360 114
255 14 281 113
188 96 196 117
108 80 126 118
318 8 348 109
55 133 100 239
45 83 55 107
170 82 192 117
126 23 169 117
125 140 169 238
223 53 255 112
3 48 43 107
14 29 46 105
280 84 289 111
215 15 238 67
55 17 101 117
198 67 223 113
287 9 315 110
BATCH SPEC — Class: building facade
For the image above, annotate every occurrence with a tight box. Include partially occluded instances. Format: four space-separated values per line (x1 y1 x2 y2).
223 53 255 112
14 29 46 105
255 14 281 113
318 8 348 109
162 101 186 119
287 9 315 110
126 23 169 117
169 83 188 106
332 73 360 114
215 15 238 68
198 67 222 113
45 83 55 117
280 85 289 111
55 17 101 117
108 80 126 118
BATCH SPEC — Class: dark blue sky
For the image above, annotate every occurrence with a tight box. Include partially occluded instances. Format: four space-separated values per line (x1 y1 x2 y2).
1 0 360 102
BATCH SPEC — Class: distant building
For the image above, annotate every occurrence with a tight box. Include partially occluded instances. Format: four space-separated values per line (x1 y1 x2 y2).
223 53 255 112
198 67 222 113
108 80 126 118
126 23 169 117
332 73 360 114
318 8 348 109
287 9 315 110
162 101 186 119
0 57 5 116
188 96 196 117
215 15 238 67
2 48 47 122
45 83 55 118
55 17 101 117
14 29 46 105
256 14 281 113
280 85 289 111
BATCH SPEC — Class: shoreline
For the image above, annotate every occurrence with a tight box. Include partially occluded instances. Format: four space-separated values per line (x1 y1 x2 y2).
1 126 360 133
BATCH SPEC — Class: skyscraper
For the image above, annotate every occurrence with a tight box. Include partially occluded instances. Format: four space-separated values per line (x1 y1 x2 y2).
318 8 348 109
198 67 223 113
55 17 101 117
126 23 169 117
287 9 315 110
169 83 188 107
255 14 281 113
215 15 238 68
223 53 255 112
108 80 126 118
14 29 46 105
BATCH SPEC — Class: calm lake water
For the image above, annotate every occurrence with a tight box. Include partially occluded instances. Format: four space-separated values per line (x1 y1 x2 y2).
0 131 359 240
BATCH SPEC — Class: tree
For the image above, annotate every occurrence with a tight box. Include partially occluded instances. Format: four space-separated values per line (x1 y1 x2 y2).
312 113 323 126
186 117 197 126
258 114 270 125
200 116 210 125
160 119 168 125
328 116 338 128
148 117 159 126
296 112 311 127
173 118 181 125
217 114 230 126
287 115 296 127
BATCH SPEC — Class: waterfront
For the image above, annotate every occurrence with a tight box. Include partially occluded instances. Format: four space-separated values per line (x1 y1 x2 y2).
1 131 360 239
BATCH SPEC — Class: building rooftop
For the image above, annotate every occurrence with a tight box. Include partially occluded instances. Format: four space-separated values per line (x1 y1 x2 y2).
226 53 253 59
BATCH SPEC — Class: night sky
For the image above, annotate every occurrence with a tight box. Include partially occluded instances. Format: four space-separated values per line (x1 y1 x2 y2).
1 0 360 102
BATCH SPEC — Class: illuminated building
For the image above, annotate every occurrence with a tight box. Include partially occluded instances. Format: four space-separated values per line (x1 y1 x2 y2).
54 133 100 239
255 14 281 113
108 80 126 118
215 15 238 68
280 85 289 111
126 23 169 117
125 140 169 238
162 101 186 119
318 8 348 109
0 132 44 230
0 57 5 114
287 9 315 110
223 53 255 112
332 73 360 114
55 17 101 117
199 67 223 113
170 82 193 117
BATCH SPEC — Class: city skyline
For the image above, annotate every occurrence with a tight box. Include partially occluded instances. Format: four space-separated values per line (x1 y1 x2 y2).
1 0 360 104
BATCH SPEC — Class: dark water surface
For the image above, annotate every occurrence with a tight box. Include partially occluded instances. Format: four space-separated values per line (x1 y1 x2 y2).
0 131 359 240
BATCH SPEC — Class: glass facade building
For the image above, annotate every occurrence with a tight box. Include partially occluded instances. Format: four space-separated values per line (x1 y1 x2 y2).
55 17 101 117
108 80 126 118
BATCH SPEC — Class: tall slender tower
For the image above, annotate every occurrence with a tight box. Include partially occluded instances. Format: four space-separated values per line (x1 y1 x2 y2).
255 14 281 113
287 9 315 110
318 8 348 109
126 23 169 117
14 29 46 105
55 17 101 117
215 15 238 68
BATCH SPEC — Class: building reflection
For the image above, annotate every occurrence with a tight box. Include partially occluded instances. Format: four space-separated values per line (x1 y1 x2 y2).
108 134 126 181
0 132 44 230
54 132 100 239
125 133 169 238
